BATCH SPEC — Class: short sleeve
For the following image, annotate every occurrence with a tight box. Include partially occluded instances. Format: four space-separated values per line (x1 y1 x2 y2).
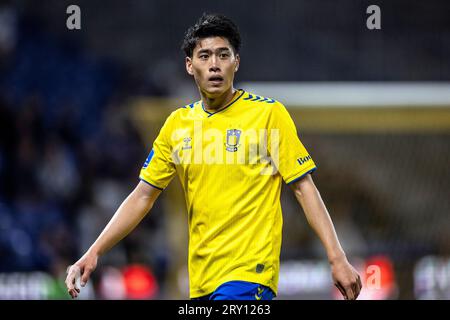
267 102 317 184
139 112 177 190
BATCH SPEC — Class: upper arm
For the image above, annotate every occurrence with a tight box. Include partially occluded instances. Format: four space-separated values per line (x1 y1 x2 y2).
135 180 163 204
139 112 178 190
267 102 317 184
289 173 316 196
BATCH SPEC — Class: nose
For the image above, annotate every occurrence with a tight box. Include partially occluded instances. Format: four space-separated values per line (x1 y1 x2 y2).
209 55 220 72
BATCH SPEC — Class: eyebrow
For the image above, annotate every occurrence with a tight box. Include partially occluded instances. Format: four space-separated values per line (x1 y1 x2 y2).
196 47 232 55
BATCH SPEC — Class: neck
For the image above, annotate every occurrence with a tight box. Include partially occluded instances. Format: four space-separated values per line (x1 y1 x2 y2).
201 87 237 112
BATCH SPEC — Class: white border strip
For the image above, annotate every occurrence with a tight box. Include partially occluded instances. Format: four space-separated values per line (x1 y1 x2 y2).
238 82 450 107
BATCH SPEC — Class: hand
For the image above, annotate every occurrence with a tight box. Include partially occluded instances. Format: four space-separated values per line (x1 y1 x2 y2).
330 256 362 300
65 252 98 299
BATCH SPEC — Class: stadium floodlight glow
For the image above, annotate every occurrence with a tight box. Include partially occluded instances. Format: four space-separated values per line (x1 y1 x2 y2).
238 82 450 107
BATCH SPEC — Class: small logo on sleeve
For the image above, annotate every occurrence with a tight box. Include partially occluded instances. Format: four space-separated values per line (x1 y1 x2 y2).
297 155 312 166
143 149 154 169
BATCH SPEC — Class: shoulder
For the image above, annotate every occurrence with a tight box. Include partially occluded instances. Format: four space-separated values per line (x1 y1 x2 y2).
241 90 280 106
241 90 288 116
240 91 296 129
165 100 201 122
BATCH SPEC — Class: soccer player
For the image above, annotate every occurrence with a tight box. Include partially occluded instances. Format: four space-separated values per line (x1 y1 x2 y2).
65 13 362 300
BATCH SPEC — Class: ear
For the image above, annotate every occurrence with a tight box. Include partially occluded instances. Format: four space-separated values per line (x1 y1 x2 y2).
234 54 240 72
186 56 194 76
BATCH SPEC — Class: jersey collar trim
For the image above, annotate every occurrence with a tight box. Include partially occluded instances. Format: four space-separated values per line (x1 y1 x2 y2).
201 89 245 117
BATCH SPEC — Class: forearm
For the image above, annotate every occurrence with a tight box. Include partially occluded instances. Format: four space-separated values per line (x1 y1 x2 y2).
87 185 157 257
291 176 345 263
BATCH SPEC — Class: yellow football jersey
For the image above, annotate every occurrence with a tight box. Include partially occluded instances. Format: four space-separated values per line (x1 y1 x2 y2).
139 89 316 298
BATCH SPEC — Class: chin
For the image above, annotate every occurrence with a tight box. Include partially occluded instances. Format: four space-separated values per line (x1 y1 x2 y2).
204 86 227 97
205 88 225 98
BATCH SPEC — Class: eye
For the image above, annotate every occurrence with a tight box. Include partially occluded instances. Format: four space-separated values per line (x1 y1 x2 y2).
199 54 209 60
219 52 230 59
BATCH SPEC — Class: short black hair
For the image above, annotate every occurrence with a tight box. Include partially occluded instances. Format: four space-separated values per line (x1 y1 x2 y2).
181 13 241 58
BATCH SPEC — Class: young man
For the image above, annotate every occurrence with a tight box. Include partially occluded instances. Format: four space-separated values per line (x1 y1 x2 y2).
65 13 362 300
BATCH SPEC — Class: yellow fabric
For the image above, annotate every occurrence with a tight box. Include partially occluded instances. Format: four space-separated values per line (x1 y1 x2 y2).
139 89 316 298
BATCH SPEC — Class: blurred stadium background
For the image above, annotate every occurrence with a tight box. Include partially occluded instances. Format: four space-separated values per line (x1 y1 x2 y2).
0 0 449 299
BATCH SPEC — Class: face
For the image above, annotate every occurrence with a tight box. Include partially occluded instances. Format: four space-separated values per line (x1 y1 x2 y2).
186 36 240 98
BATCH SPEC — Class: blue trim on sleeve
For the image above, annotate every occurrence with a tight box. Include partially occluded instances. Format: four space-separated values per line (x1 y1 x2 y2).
139 178 164 190
287 167 317 185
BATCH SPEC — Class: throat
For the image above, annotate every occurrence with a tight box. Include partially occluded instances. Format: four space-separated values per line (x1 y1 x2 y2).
202 88 238 113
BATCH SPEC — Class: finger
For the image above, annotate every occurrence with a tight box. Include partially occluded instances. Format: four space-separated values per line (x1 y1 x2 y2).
66 266 81 294
65 272 75 290
355 277 362 298
66 282 78 298
68 279 81 299
351 282 359 299
69 287 80 297
345 285 355 300
66 277 76 299
357 275 363 291
336 282 347 299
68 288 79 299
335 283 347 300
81 267 93 287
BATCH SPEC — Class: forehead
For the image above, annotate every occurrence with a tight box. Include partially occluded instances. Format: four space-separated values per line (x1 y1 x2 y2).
193 36 233 53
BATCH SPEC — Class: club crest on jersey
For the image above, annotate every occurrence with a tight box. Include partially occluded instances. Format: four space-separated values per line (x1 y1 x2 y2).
225 129 241 152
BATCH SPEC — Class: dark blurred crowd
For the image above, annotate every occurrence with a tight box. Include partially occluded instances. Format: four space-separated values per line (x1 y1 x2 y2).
0 12 169 289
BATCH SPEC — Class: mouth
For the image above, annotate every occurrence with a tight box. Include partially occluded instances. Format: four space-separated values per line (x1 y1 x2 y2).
208 75 224 85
